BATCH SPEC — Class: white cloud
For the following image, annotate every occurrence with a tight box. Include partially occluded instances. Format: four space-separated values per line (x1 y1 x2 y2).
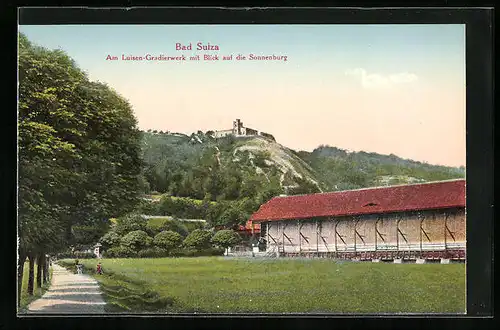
345 68 418 88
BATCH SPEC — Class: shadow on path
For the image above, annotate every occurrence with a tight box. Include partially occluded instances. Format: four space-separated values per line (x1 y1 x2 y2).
24 264 106 314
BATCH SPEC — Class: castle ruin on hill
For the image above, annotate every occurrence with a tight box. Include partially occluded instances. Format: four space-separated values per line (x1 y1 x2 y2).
212 119 275 142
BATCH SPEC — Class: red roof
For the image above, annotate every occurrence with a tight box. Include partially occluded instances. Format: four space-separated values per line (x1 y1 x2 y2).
237 221 261 233
250 179 465 222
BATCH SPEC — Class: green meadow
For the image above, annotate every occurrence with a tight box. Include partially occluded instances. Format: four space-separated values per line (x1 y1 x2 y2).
59 257 466 314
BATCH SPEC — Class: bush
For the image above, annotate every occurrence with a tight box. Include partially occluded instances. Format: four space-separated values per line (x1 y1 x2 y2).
136 199 160 215
99 230 121 249
114 213 148 236
170 247 225 257
211 229 241 249
120 230 153 251
184 221 205 232
74 251 96 259
105 246 137 258
154 231 183 251
160 219 189 237
56 251 95 259
182 229 213 251
137 247 169 258
145 222 162 237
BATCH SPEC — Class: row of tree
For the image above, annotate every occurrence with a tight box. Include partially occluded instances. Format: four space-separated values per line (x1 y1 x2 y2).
98 214 241 258
17 34 143 306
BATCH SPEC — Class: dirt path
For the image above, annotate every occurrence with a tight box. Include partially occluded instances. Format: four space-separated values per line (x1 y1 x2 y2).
27 263 106 314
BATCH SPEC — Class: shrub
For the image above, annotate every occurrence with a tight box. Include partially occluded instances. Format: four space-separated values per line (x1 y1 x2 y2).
160 219 189 237
74 251 96 259
137 247 169 258
56 251 95 259
211 230 241 249
182 229 213 251
114 213 148 236
170 247 224 257
145 222 162 237
153 231 183 251
105 246 137 258
184 221 205 232
136 199 160 215
99 230 121 249
120 230 153 252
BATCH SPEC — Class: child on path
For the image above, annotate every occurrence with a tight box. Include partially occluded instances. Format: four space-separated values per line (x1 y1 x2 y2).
96 262 103 275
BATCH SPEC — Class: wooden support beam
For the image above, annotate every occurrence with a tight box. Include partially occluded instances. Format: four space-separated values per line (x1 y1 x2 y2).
419 212 424 255
353 216 366 252
321 235 330 251
421 214 431 242
444 212 447 249
266 222 270 251
316 220 320 253
298 220 302 254
268 233 278 245
300 232 310 244
334 219 339 252
354 217 357 253
282 221 286 253
283 232 294 245
396 216 400 250
375 217 386 246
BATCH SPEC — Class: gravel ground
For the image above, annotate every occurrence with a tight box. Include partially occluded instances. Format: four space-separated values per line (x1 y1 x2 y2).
27 264 106 314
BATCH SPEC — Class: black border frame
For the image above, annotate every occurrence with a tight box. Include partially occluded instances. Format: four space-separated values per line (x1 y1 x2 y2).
3 6 494 330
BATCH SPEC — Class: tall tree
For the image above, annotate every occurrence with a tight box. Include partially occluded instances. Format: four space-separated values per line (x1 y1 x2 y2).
17 33 143 304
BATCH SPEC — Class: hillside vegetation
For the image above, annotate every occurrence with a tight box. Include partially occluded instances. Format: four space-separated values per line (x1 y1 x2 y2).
140 130 465 198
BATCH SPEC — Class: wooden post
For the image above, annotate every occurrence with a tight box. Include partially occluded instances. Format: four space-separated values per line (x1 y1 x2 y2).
419 212 424 257
282 222 286 254
353 217 357 255
266 222 270 253
444 212 448 250
334 219 339 254
298 220 301 254
316 220 319 253
396 216 401 251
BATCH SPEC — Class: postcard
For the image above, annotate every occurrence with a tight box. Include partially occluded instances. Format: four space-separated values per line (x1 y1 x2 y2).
17 16 469 316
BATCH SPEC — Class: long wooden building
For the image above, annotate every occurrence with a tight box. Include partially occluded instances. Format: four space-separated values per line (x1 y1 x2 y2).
249 179 466 261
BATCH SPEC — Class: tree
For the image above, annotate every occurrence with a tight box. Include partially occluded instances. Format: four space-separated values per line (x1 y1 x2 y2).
153 231 183 251
211 230 241 249
216 204 246 228
99 230 121 250
182 229 213 251
18 33 143 303
120 230 153 252
160 219 189 237
114 214 147 236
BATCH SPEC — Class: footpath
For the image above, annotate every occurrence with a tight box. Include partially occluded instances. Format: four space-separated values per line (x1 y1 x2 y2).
27 263 106 314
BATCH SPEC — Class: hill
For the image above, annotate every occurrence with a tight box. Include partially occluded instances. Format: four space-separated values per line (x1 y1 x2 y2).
297 145 465 191
140 130 464 199
140 131 323 202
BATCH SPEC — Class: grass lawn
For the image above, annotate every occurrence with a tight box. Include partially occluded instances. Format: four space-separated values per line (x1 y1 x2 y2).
59 257 466 314
18 261 52 312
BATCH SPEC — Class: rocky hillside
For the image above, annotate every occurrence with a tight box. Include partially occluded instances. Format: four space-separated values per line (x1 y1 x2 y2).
139 130 465 201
